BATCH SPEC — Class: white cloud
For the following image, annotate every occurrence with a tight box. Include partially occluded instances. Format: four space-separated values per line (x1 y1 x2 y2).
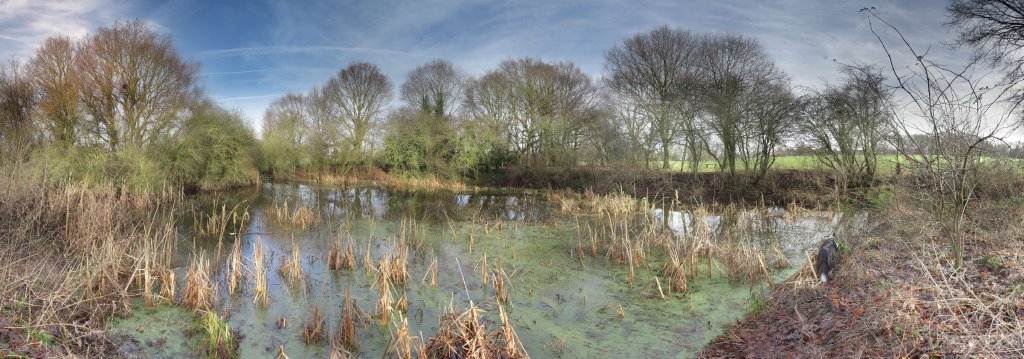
0 0 126 57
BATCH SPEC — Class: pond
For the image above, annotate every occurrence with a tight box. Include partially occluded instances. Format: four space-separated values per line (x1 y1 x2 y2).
108 182 866 358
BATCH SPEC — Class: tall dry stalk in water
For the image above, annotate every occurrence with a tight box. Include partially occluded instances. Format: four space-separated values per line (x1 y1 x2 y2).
333 287 359 351
252 236 268 308
182 252 214 312
303 299 325 344
328 233 355 270
228 238 243 295
278 240 304 282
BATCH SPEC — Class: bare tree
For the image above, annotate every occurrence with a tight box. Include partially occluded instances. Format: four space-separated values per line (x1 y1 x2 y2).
304 87 341 173
262 93 308 148
739 79 799 182
801 64 892 192
400 59 463 118
29 35 81 147
322 62 392 156
464 58 601 167
605 26 703 170
76 20 199 150
698 33 789 177
948 0 1024 104
868 10 1021 269
0 58 35 161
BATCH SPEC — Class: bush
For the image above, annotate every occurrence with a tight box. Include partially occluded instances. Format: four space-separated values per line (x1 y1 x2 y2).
156 102 260 190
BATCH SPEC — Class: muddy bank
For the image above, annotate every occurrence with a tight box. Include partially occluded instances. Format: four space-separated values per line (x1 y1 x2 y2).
483 167 844 207
699 202 1024 358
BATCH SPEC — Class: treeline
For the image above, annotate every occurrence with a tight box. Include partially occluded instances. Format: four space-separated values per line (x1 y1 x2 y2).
0 20 896 190
262 26 894 188
0 20 259 190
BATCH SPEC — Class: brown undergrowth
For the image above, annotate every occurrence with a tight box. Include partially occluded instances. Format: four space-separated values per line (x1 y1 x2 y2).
700 195 1024 358
0 177 181 356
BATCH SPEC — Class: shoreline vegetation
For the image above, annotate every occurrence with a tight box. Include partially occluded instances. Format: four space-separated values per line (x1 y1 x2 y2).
3 2 1024 357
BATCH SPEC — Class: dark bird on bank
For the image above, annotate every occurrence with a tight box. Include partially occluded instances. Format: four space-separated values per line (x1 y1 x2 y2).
815 232 839 283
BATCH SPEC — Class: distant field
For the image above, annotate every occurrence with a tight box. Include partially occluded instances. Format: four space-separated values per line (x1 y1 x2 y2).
650 155 908 174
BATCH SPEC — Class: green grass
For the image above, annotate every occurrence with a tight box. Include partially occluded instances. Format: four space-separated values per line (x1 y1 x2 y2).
648 155 908 174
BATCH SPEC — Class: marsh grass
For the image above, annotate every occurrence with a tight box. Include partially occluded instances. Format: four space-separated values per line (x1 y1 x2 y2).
333 287 360 351
327 233 355 270
422 303 530 359
303 298 325 344
384 313 421 359
278 240 304 282
227 239 244 295
252 236 268 308
269 200 321 229
197 310 238 359
182 252 215 312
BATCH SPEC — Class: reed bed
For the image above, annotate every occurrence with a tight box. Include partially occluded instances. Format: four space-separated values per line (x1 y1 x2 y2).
269 200 321 229
573 195 794 290
182 252 215 312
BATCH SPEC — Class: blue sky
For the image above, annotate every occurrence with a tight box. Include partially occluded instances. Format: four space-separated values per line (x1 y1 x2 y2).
0 0 958 131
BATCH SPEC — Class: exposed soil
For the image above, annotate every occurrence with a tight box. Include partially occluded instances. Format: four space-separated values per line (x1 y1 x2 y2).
700 202 1024 358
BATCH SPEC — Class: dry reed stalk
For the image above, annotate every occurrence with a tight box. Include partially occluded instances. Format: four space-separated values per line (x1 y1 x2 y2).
327 233 355 271
660 252 689 293
303 299 325 344
228 239 243 295
363 240 374 277
385 313 420 359
253 236 268 308
159 268 176 304
182 252 214 312
334 287 359 351
278 240 303 281
493 269 510 303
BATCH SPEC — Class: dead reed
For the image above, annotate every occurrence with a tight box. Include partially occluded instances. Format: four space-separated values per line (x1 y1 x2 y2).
182 252 214 312
333 287 359 351
252 236 269 308
327 233 355 270
278 240 304 282
228 239 244 295
422 303 530 359
303 299 325 344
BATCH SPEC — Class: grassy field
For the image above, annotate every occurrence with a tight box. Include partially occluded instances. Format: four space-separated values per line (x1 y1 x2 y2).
650 155 908 174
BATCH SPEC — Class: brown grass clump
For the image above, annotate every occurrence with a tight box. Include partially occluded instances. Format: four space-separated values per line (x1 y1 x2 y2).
270 201 321 229
422 304 530 359
327 233 355 270
227 239 244 295
379 174 469 192
181 252 214 312
303 299 325 344
660 251 689 293
333 288 360 351
384 314 422 359
252 236 268 308
278 240 304 282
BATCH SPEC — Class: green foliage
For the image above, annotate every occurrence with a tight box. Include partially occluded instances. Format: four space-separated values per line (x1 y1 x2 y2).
155 102 260 190
379 108 492 179
976 256 1005 271
30 102 259 191
195 310 238 359
32 145 167 191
